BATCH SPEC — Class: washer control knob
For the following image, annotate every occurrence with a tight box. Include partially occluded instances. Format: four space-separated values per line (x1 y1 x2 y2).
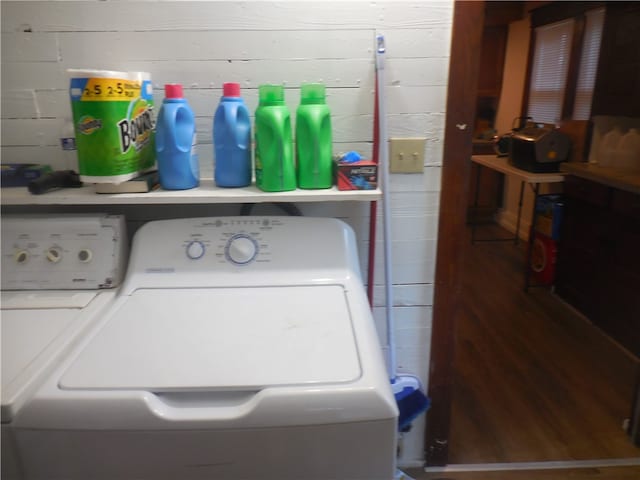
186 240 205 260
78 249 93 263
14 250 29 264
226 234 258 265
46 248 62 263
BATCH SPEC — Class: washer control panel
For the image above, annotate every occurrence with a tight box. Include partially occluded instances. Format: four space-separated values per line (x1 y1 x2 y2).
127 216 359 283
178 217 277 267
1 215 127 290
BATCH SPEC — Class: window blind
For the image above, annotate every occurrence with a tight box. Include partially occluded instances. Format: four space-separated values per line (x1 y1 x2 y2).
572 8 605 120
527 19 575 124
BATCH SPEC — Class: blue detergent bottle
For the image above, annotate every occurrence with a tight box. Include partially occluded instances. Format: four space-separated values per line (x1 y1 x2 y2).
155 83 199 190
214 82 252 187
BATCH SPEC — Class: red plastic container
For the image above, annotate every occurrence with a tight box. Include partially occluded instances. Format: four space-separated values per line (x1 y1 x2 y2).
530 232 558 285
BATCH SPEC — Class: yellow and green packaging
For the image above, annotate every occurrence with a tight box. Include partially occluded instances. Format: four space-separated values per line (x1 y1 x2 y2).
68 69 155 183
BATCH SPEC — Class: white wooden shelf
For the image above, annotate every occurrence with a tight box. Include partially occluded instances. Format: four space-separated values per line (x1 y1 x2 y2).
1 179 381 206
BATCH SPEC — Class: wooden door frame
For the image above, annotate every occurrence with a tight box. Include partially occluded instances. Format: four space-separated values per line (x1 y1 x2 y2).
424 0 485 466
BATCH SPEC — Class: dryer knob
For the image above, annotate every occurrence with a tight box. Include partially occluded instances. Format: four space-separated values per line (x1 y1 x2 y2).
46 248 62 263
14 249 29 264
78 249 93 263
226 235 258 265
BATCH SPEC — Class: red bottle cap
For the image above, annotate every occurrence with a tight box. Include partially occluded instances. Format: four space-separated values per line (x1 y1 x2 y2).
223 83 241 97
164 84 183 99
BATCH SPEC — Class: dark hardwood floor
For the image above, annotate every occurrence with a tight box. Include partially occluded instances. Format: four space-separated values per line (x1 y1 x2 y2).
407 465 640 480
445 225 640 464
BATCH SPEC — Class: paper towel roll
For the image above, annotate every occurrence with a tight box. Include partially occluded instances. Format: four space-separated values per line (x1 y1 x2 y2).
67 69 155 183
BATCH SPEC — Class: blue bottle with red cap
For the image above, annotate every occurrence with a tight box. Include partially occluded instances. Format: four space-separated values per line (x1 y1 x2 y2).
155 83 199 190
214 82 252 187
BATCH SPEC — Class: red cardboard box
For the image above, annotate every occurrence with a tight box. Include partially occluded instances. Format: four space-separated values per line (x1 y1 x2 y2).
529 232 558 285
335 160 378 191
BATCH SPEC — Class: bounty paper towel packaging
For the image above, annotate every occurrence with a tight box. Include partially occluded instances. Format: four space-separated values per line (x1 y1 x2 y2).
68 69 155 183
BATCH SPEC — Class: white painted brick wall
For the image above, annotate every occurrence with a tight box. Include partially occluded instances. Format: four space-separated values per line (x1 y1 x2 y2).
0 0 453 467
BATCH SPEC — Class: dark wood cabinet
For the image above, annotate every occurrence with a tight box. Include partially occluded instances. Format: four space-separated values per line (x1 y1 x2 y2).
591 3 640 118
555 175 640 357
477 26 508 98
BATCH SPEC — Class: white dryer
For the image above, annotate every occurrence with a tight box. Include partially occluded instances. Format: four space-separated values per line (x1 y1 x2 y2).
1 215 127 480
13 216 398 480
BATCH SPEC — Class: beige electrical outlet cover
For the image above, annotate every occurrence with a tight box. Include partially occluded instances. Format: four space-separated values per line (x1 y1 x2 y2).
389 138 426 173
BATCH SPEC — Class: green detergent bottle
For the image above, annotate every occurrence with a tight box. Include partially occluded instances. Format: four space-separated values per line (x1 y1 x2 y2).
296 83 333 189
255 85 296 192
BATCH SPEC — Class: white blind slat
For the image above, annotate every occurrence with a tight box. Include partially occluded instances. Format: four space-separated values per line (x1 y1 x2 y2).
527 19 575 124
573 7 606 120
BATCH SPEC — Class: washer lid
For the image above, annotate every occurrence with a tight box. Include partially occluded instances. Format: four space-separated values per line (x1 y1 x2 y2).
60 286 362 391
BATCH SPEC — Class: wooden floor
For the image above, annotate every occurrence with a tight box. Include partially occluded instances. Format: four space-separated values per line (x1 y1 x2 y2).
406 464 640 480
405 224 640 479
443 225 640 464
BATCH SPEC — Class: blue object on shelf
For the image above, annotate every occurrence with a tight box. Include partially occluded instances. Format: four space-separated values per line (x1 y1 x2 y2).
155 84 199 190
214 83 252 188
535 194 564 241
340 151 363 163
1 164 53 187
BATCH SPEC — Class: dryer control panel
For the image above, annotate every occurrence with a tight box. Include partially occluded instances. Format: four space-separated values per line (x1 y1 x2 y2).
1 215 127 290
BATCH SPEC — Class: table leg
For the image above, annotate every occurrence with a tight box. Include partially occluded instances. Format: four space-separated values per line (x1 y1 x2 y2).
471 163 482 244
514 180 525 246
524 182 540 292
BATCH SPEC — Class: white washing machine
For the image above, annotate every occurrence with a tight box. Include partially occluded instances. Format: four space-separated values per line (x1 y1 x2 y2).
13 216 398 480
1 215 128 480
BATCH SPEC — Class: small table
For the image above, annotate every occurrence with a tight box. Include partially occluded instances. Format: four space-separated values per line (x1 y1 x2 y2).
470 155 566 290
